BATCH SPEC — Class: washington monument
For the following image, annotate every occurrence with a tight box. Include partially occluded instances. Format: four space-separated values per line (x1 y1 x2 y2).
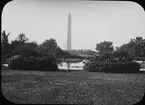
67 13 71 50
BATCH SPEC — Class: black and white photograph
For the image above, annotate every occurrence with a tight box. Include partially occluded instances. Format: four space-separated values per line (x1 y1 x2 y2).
1 0 145 104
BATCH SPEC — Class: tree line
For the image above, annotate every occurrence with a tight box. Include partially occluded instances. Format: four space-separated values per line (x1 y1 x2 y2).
1 30 69 62
1 30 145 62
95 37 145 61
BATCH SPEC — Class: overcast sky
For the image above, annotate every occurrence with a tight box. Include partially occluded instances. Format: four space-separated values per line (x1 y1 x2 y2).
2 0 145 51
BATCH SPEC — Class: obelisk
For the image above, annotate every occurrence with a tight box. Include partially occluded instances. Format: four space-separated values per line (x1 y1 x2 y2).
67 13 71 50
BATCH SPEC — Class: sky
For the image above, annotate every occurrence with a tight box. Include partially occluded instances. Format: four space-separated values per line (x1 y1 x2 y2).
2 0 145 51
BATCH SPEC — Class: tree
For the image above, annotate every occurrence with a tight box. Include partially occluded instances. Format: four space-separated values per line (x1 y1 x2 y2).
16 33 29 44
1 30 11 63
96 41 114 56
113 51 129 61
25 41 38 50
55 47 67 58
132 37 145 57
1 30 10 43
1 30 10 56
9 40 20 55
117 44 135 57
37 38 58 56
117 36 145 59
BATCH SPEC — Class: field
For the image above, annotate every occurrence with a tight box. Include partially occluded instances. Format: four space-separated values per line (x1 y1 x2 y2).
1 68 145 104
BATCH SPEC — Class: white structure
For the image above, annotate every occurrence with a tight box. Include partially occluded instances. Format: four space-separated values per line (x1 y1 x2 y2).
133 60 144 64
58 60 89 70
67 13 71 50
58 61 84 70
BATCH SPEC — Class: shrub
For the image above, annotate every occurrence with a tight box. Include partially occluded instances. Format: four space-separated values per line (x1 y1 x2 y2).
8 55 58 71
37 56 58 71
102 62 141 73
84 60 141 73
8 56 26 70
84 60 104 72
23 57 39 70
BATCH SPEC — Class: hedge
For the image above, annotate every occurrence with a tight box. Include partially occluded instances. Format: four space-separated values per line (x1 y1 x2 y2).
84 61 141 73
8 56 58 71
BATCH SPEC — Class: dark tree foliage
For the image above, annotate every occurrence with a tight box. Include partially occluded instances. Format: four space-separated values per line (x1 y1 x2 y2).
9 40 20 55
8 34 30 56
15 33 29 44
55 47 67 58
25 42 38 49
1 30 10 56
112 51 130 61
116 37 145 60
96 41 114 56
11 44 40 57
36 38 58 57
1 30 11 63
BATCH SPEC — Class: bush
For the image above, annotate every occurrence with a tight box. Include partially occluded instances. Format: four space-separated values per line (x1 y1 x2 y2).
102 62 141 73
9 55 58 71
8 56 26 70
84 60 141 73
37 56 58 71
23 57 39 70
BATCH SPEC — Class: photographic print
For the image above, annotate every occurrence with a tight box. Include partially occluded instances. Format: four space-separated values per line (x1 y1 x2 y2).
1 0 145 104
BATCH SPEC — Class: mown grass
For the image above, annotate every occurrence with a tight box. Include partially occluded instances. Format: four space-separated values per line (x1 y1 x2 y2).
1 68 145 104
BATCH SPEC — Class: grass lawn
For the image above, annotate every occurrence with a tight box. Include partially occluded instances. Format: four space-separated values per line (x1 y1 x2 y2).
1 68 145 104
